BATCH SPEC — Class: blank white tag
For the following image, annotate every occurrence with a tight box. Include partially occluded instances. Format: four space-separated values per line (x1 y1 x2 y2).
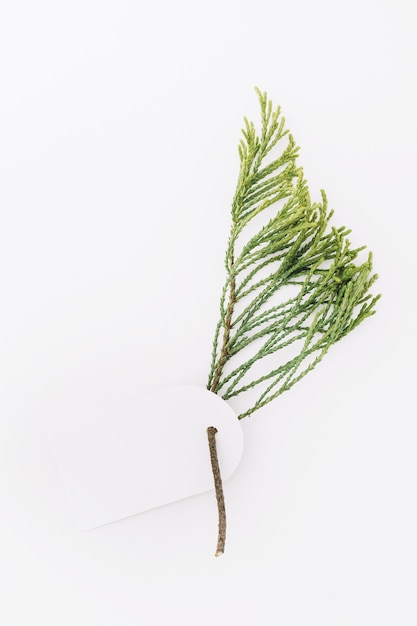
47 385 243 529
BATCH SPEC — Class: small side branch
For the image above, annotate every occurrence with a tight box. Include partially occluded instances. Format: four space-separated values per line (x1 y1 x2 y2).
207 426 226 556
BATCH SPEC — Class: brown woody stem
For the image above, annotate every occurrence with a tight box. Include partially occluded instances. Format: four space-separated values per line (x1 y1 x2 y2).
210 262 236 394
207 426 226 557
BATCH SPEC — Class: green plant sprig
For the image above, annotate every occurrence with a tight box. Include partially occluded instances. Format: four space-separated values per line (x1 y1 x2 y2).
208 89 380 419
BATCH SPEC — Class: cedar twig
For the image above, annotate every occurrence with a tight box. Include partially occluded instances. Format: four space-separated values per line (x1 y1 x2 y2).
207 89 380 418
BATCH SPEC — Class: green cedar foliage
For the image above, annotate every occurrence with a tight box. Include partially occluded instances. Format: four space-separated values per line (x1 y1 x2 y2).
208 89 380 419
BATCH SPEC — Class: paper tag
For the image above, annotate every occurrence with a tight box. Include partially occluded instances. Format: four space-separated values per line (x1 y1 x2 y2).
47 385 243 529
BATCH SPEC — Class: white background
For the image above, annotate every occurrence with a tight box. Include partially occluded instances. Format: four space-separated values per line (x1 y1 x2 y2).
0 1 416 624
